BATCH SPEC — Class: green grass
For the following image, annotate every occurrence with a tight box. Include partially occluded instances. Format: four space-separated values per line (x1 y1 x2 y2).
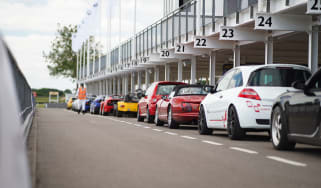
36 104 46 108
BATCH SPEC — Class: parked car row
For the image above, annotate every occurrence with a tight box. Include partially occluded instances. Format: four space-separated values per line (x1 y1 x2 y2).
68 64 321 151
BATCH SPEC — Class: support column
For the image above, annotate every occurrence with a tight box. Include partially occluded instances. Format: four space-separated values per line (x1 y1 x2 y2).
82 43 86 78
309 26 319 73
87 39 90 77
154 66 160 82
137 71 142 89
113 78 117 95
265 36 273 65
131 72 135 93
124 75 129 95
233 44 241 67
165 64 170 81
177 60 183 82
145 69 150 89
210 51 216 86
191 57 197 84
117 77 121 95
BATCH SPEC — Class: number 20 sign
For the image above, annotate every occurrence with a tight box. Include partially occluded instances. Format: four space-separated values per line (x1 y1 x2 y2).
307 0 321 14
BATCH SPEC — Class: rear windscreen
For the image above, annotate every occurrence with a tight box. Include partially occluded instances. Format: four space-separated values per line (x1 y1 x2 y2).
156 85 178 95
248 68 311 87
177 87 209 96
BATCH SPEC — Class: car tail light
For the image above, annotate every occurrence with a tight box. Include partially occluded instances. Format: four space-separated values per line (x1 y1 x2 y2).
238 88 261 100
181 102 192 112
120 105 125 108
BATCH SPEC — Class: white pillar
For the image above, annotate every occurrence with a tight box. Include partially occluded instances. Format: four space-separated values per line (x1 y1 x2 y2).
76 51 79 80
191 57 197 84
196 0 202 36
124 75 129 95
308 26 319 73
117 77 121 95
83 43 86 78
79 48 82 79
154 66 160 82
131 72 135 93
87 39 90 77
145 69 150 89
165 64 170 81
113 78 117 95
265 36 273 65
177 60 183 82
138 71 142 89
233 44 241 67
210 51 216 86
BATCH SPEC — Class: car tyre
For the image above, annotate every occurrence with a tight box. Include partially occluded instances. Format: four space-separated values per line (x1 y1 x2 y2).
198 106 213 135
137 107 144 122
227 105 245 140
155 106 164 126
146 107 154 123
271 106 296 150
168 106 179 129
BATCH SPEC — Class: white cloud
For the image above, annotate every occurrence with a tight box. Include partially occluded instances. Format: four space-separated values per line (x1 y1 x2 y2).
1 0 164 91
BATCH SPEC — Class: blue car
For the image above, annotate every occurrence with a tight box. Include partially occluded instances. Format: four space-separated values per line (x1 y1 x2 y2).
90 95 105 114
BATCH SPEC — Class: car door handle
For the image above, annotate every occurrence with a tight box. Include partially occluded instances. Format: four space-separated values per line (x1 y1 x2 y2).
219 96 223 99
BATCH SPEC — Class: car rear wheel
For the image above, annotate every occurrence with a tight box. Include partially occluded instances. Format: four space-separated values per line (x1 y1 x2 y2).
137 107 144 122
168 107 179 129
271 106 296 150
155 107 164 126
227 106 245 140
198 106 213 135
146 107 154 123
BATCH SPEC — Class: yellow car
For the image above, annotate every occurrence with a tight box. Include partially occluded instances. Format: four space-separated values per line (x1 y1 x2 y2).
67 97 76 109
114 94 138 117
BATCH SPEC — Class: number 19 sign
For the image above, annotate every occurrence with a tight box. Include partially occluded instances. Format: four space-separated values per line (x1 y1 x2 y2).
307 0 321 14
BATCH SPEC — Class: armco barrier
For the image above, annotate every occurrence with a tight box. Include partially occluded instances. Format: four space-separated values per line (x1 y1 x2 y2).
0 35 32 188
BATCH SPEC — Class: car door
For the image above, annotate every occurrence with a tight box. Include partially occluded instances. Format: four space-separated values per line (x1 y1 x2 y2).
287 70 321 136
206 69 235 128
160 91 174 121
140 83 156 115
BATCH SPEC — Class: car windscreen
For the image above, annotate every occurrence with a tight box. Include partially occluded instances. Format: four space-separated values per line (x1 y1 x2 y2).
156 85 178 95
176 87 210 96
248 67 311 87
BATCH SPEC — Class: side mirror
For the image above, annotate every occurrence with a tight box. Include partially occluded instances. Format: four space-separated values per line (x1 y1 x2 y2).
292 81 305 90
210 87 216 94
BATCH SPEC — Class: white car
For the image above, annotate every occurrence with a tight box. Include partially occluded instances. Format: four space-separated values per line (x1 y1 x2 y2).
199 64 311 140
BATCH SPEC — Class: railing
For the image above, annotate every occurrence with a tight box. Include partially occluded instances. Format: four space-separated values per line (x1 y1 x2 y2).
82 0 259 79
0 35 32 188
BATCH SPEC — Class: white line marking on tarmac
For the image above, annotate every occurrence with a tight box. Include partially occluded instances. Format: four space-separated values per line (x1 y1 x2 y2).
152 129 163 132
164 132 178 136
181 136 197 140
144 126 151 129
266 156 307 167
230 147 258 154
202 140 223 146
134 124 143 127
124 122 133 125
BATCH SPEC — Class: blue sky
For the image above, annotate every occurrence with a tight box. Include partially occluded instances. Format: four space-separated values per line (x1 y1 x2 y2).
1 0 163 91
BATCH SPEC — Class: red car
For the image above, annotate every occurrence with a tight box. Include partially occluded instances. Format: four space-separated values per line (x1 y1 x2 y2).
100 95 122 115
155 85 213 129
137 81 186 123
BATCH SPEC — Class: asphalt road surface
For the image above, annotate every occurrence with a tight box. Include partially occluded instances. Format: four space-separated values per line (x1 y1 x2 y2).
35 108 321 188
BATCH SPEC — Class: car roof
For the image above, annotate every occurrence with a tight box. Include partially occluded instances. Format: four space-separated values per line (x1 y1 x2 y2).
156 81 186 85
236 64 310 73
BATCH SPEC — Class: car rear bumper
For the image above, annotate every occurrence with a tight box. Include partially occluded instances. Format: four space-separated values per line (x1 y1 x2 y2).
173 112 199 123
235 99 272 130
